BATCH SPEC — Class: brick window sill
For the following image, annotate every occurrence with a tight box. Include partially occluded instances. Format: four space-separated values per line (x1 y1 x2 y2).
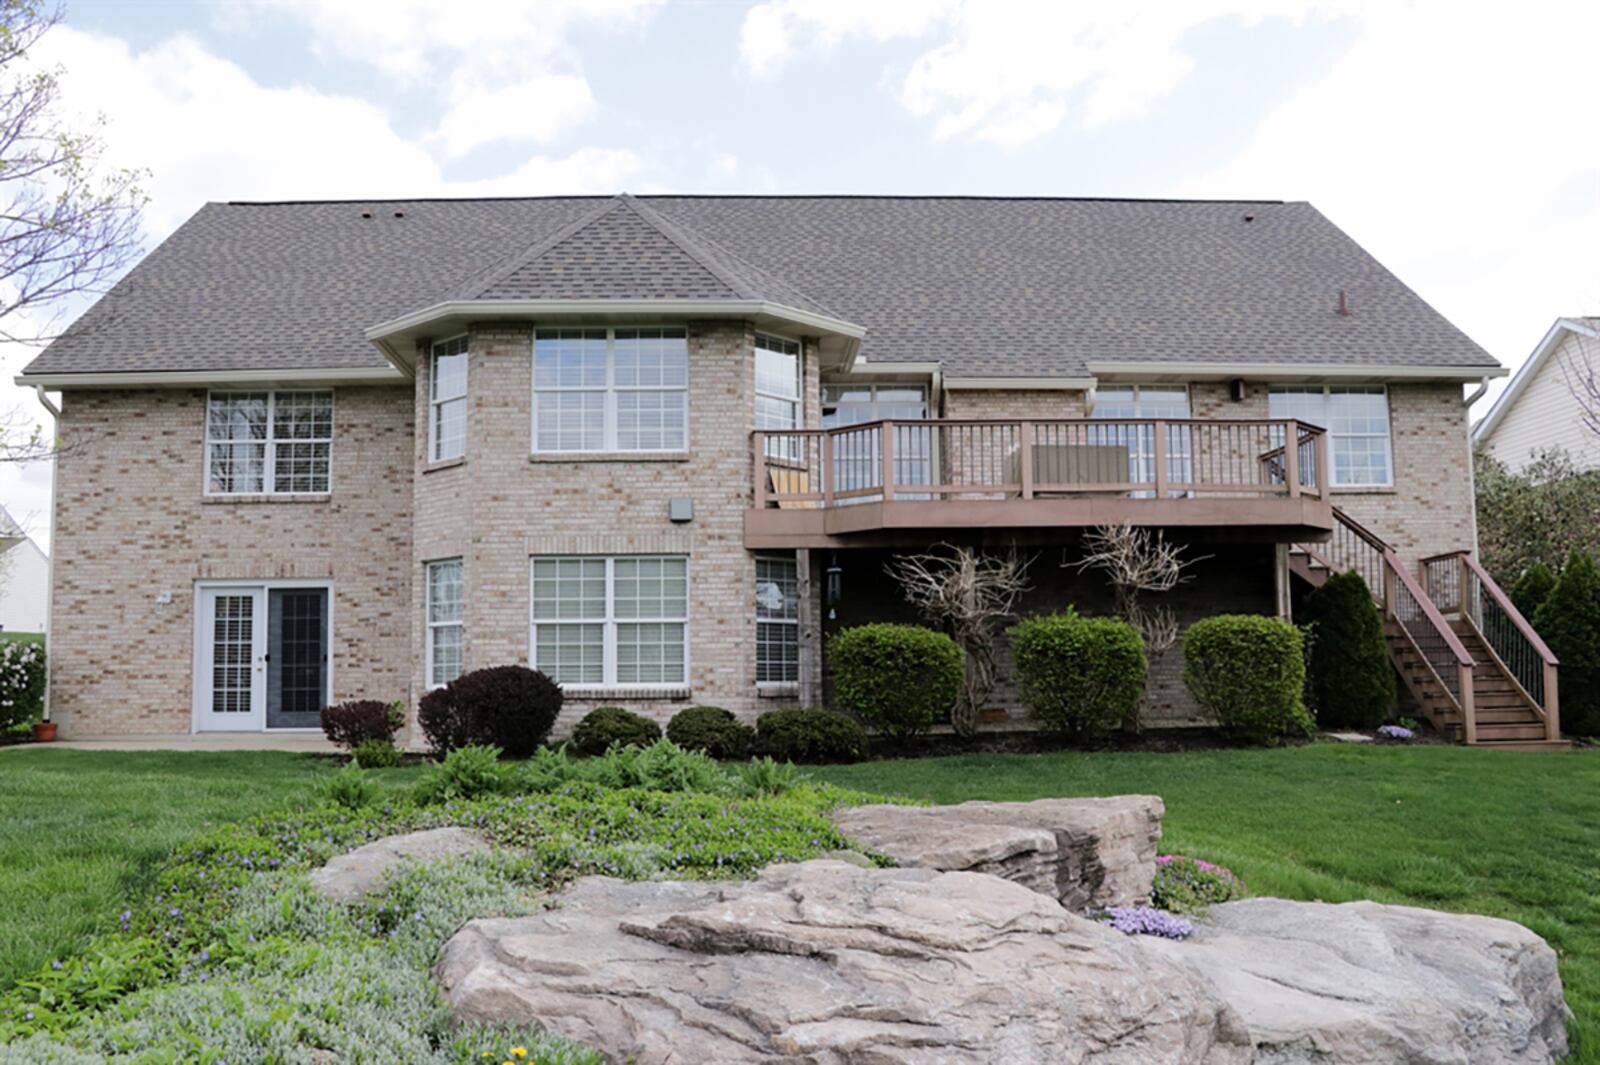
561 686 691 701
530 452 690 464
202 493 332 505
423 456 466 474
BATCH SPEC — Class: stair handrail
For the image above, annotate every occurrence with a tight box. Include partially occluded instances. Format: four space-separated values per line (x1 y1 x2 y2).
1422 550 1559 741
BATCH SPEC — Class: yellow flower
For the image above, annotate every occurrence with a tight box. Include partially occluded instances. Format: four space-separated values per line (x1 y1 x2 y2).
512 1051 528 1060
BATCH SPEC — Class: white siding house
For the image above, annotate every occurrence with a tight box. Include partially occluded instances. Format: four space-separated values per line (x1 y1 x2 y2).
0 505 48 635
1474 317 1600 471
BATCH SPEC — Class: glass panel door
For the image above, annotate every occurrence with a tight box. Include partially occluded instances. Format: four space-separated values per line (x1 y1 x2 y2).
267 588 329 729
197 587 266 731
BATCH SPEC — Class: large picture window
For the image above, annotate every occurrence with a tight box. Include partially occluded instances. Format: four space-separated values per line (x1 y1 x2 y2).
429 336 468 462
426 558 464 688
755 556 799 685
530 556 688 686
206 391 333 495
533 327 688 452
1268 385 1393 487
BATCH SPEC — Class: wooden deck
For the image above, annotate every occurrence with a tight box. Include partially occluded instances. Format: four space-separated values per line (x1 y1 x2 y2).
746 417 1334 547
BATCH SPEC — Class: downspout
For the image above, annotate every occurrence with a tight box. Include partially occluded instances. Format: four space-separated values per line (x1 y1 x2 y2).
1463 377 1488 558
32 386 58 724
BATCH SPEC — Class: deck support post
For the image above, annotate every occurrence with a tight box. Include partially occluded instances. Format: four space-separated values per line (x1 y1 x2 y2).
796 547 817 707
1273 543 1292 620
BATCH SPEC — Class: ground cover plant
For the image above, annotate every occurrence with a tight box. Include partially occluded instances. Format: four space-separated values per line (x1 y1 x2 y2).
0 743 880 1061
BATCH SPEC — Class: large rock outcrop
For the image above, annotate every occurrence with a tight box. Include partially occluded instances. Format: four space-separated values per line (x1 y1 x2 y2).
309 826 490 903
437 859 1254 1064
829 795 1162 912
1138 897 1571 1064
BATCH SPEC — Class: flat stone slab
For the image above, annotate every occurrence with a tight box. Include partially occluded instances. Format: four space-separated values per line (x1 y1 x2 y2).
1324 731 1374 743
829 795 1163 912
309 826 491 903
437 860 1253 1064
1137 897 1570 1064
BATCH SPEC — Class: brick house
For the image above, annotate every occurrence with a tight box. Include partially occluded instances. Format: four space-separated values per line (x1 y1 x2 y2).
18 194 1561 747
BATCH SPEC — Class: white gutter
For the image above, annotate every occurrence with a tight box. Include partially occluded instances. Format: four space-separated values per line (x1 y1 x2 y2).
1463 376 1490 408
944 376 1097 390
365 298 868 344
15 366 408 389
1086 361 1509 382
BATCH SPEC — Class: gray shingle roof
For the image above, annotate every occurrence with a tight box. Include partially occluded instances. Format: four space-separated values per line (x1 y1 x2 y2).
21 195 1499 379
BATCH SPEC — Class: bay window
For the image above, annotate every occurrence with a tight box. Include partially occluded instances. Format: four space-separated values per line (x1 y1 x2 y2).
530 556 688 687
1268 385 1393 487
206 391 332 495
533 327 688 452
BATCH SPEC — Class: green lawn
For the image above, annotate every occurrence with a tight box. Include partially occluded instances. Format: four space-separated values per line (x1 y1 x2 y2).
3 744 1596 1060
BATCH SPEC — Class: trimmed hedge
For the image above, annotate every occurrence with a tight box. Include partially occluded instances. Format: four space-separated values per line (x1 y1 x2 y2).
319 700 402 751
1183 614 1311 744
1009 610 1146 739
829 623 963 740
1301 571 1393 729
1533 549 1600 736
666 705 755 759
417 665 563 757
570 706 663 756
755 709 869 764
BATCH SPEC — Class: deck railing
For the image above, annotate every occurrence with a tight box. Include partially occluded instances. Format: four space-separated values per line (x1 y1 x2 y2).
753 418 1328 509
1423 550 1559 739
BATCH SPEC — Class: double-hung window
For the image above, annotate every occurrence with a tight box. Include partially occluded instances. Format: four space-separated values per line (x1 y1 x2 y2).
755 334 802 459
426 559 464 688
755 556 799 685
533 327 688 452
429 336 468 461
206 391 333 495
1268 385 1393 487
530 556 688 687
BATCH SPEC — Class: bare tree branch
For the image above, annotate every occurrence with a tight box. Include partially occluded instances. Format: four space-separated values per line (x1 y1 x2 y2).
1557 327 1600 443
887 544 1034 738
1072 524 1207 654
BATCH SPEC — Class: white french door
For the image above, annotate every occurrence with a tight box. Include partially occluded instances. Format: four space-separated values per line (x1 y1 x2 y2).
195 587 267 731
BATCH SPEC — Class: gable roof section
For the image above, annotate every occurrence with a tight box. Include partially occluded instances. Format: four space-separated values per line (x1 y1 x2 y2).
19 195 1504 383
1474 317 1600 443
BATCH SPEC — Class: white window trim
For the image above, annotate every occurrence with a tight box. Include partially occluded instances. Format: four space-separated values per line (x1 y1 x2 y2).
755 332 804 428
528 555 690 689
755 555 800 688
429 334 468 463
1268 383 1395 489
1088 383 1191 415
530 326 689 454
188 577 335 735
203 389 335 497
425 558 464 690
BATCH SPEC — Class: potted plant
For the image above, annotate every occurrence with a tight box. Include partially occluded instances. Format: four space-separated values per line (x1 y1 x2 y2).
32 719 56 742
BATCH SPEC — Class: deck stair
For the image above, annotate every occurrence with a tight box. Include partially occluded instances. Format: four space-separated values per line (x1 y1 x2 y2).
1295 509 1565 750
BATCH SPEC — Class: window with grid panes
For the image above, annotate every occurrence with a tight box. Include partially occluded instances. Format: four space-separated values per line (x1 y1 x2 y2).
430 336 468 461
426 559 464 687
206 391 332 495
530 556 687 686
755 556 799 684
1268 385 1393 486
533 328 687 452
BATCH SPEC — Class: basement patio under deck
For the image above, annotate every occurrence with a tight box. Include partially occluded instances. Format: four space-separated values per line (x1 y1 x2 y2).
744 417 1335 548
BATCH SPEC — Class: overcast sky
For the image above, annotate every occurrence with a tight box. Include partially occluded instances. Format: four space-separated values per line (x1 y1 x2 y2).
3 0 1597 549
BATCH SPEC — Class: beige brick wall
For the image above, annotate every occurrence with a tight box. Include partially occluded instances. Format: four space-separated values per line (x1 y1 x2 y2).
411 322 820 737
48 387 413 736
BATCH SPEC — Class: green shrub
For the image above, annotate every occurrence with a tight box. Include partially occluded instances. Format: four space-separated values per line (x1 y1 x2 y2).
1533 549 1600 736
734 756 810 797
1183 614 1312 744
417 665 562 757
1512 561 1558 621
1301 571 1394 729
0 640 45 730
666 705 755 759
570 706 662 756
321 699 404 751
1151 855 1247 915
352 738 402 769
414 745 510 804
315 763 378 811
581 739 728 793
755 709 869 764
1009 610 1145 739
829 623 963 740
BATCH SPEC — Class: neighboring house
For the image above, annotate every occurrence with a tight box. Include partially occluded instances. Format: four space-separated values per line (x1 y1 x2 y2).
0 505 48 635
1473 317 1600 471
16 194 1558 747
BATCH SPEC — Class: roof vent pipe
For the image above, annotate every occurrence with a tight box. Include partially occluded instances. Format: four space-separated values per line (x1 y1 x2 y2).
1336 289 1350 317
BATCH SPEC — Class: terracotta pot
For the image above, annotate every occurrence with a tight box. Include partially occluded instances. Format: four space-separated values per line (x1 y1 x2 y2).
31 721 57 742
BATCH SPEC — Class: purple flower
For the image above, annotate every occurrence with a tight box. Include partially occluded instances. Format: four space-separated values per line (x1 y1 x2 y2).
1378 724 1415 741
1099 906 1194 940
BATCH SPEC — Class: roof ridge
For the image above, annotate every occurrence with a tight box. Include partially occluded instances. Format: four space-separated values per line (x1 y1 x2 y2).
615 195 754 299
448 196 628 301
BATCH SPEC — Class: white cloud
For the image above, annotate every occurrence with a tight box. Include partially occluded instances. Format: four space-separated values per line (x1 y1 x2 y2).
739 0 1342 145
1173 3 1600 409
256 0 661 158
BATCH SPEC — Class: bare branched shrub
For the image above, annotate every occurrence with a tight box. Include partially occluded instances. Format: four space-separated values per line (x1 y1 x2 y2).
1072 524 1206 653
886 544 1033 737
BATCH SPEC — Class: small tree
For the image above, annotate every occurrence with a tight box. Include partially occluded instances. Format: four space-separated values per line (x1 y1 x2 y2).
886 545 1031 737
1073 524 1205 654
1300 571 1394 729
1474 449 1600 585
1511 562 1558 621
1532 550 1600 736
